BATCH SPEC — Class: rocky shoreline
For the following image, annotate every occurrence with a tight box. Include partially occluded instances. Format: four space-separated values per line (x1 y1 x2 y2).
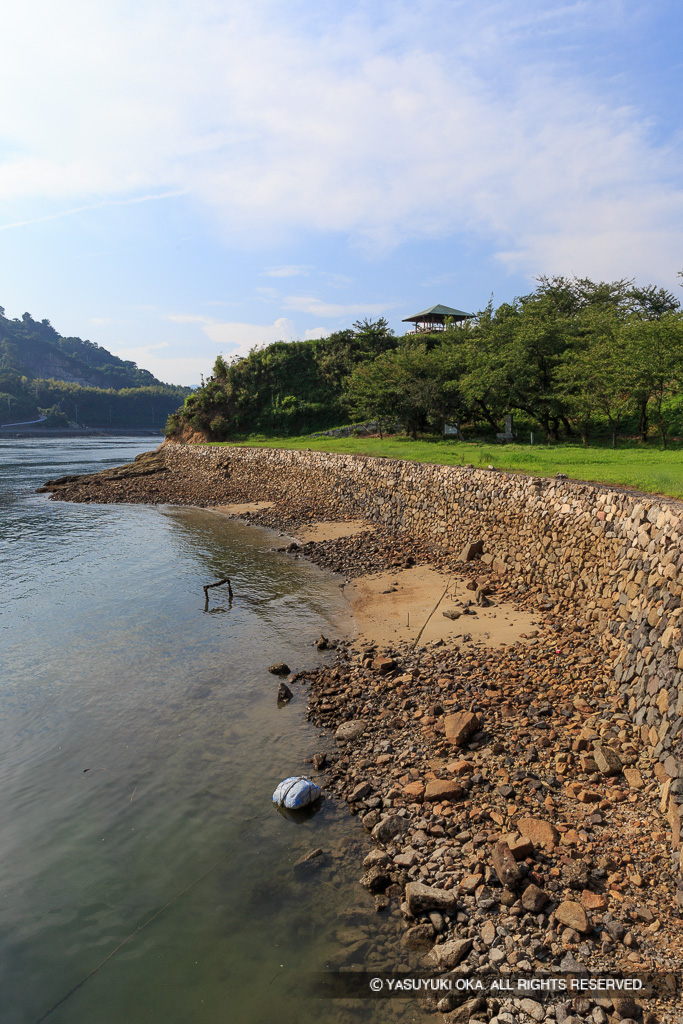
39 447 683 1023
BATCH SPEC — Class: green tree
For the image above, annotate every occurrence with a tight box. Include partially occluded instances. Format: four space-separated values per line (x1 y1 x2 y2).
558 307 631 447
624 313 683 447
347 345 449 439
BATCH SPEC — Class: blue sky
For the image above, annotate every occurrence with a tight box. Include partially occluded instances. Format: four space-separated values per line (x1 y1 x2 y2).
1 0 682 385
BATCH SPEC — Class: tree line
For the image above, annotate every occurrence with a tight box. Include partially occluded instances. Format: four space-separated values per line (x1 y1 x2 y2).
0 306 190 427
0 375 190 428
168 274 683 446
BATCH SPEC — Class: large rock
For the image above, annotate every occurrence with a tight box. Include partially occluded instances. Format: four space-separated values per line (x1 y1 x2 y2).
521 883 549 913
555 899 590 933
277 681 293 702
405 881 457 915
362 848 390 869
371 814 407 845
403 780 425 802
508 835 534 860
519 998 544 1022
443 996 486 1023
593 743 623 776
491 842 521 888
268 662 290 675
444 711 481 747
335 720 367 743
424 779 464 801
372 656 396 674
292 848 325 874
359 865 390 893
459 539 484 562
518 816 559 849
624 767 644 789
347 780 372 802
427 937 473 970
401 923 435 948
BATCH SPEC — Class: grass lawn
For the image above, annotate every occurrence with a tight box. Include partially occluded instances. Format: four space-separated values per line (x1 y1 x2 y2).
208 435 683 500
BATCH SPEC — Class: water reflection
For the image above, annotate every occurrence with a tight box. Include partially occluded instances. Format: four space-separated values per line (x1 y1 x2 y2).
0 439 426 1024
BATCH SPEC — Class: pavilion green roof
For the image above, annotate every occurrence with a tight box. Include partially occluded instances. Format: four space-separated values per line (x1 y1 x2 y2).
402 303 474 322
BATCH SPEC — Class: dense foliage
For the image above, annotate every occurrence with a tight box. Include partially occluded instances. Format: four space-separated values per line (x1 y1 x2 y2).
168 277 683 446
168 319 398 438
0 307 189 427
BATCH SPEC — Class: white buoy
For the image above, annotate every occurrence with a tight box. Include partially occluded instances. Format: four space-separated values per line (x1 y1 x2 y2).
272 776 322 810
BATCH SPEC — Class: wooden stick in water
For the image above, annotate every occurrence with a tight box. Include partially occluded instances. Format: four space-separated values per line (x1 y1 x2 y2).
203 578 233 611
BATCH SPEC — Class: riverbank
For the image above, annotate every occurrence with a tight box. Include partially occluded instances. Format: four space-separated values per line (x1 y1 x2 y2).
1 426 164 439
40 442 683 1022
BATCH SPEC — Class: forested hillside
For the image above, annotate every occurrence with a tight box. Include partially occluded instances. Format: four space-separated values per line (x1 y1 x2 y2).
167 275 683 446
166 320 398 438
0 307 190 427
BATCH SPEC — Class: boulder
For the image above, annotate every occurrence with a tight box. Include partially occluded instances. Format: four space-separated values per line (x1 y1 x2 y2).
372 657 396 674
593 744 623 776
277 681 293 702
347 780 372 802
581 889 608 911
518 816 559 849
403 780 426 802
623 767 644 789
445 711 481 747
491 842 521 888
424 779 464 802
335 720 367 743
293 848 325 874
555 899 590 934
401 923 435 948
508 835 534 860
268 662 290 675
359 866 390 893
521 883 549 913
371 814 407 845
362 848 390 868
427 937 473 970
405 881 457 915
459 540 484 562
443 996 487 1023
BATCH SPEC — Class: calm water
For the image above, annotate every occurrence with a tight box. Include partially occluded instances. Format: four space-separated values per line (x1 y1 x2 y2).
0 438 420 1024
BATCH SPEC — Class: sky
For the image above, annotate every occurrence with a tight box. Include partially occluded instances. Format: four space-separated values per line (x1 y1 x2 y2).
1 0 682 386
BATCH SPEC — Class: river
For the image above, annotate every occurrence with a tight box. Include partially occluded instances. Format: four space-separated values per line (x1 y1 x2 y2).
0 437 420 1024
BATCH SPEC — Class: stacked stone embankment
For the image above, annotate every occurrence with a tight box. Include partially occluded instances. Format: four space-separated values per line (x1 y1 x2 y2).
45 441 683 871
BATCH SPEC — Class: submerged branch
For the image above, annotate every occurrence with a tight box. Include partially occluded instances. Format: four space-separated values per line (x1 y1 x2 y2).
203 577 233 611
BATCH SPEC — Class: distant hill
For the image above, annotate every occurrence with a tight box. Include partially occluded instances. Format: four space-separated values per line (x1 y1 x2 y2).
0 307 169 389
0 306 190 428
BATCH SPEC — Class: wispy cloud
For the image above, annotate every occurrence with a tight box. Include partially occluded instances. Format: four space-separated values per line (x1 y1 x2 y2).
165 313 214 325
283 295 390 317
263 264 312 277
0 190 190 232
203 317 297 356
0 1 681 281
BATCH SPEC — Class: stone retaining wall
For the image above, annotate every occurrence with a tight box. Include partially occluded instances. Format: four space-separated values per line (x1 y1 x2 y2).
165 442 683 862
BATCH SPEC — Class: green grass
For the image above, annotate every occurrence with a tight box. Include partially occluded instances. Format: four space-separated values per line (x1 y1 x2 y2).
208 435 683 500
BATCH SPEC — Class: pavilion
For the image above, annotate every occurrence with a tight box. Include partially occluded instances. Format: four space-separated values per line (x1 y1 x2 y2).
402 303 474 333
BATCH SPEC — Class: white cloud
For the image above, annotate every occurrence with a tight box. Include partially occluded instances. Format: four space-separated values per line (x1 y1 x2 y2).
0 1 681 282
203 317 297 356
113 344 209 386
304 327 328 340
283 295 390 317
0 190 190 232
263 265 312 277
165 313 214 325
